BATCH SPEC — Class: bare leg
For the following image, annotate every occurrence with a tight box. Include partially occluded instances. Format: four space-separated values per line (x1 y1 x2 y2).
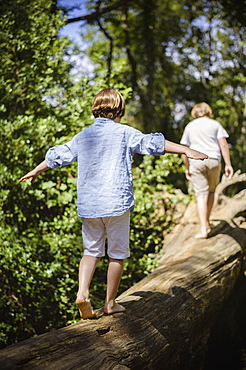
104 258 125 314
76 255 100 319
207 192 215 226
195 194 209 239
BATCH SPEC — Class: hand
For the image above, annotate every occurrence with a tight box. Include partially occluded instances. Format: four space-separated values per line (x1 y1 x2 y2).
225 165 233 179
184 147 208 160
19 169 40 183
185 169 192 181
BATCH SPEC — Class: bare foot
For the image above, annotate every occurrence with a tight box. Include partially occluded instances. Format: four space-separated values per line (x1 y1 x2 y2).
195 233 207 239
104 302 126 315
76 298 97 319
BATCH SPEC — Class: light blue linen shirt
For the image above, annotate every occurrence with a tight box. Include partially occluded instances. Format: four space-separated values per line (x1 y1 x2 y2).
45 118 165 218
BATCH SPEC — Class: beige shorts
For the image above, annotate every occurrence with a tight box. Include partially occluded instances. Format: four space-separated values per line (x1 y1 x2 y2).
190 158 221 196
82 210 130 259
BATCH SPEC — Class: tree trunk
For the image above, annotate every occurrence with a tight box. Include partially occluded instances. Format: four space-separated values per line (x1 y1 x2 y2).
0 173 245 370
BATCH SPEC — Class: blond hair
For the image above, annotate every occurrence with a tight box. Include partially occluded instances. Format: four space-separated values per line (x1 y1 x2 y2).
191 102 213 119
91 88 125 120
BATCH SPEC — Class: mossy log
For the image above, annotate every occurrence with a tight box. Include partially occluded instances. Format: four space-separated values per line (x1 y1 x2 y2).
0 172 245 370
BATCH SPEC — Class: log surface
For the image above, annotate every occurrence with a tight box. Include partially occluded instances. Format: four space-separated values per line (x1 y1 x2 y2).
0 173 245 370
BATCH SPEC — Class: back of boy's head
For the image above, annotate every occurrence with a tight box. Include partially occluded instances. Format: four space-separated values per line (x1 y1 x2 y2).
191 102 213 119
91 88 125 120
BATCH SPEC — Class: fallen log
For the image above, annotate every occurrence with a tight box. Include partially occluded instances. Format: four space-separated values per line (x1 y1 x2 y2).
0 173 245 370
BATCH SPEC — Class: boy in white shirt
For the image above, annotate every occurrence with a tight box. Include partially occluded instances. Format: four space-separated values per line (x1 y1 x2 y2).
180 102 233 239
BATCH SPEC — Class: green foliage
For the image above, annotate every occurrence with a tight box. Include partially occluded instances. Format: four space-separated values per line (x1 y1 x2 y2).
0 216 82 346
0 0 72 118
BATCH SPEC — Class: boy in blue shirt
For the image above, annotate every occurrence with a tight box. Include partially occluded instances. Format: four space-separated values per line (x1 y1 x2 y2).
20 88 207 319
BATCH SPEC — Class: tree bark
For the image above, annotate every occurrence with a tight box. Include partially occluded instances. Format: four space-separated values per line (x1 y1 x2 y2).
0 173 245 370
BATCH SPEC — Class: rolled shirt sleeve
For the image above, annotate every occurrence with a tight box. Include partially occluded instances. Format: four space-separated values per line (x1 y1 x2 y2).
45 137 78 169
128 129 165 155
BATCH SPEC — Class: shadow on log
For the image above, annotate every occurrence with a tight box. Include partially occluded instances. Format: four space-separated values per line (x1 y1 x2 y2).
0 172 245 370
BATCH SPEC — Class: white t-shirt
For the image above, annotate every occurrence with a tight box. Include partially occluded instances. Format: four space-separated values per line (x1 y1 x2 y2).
180 117 229 160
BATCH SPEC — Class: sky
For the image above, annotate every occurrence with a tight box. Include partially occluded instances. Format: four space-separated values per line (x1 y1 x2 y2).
58 0 88 46
58 1 94 75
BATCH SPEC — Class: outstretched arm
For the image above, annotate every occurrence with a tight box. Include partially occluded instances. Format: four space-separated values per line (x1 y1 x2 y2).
165 140 208 160
218 137 233 179
165 141 207 181
19 160 50 183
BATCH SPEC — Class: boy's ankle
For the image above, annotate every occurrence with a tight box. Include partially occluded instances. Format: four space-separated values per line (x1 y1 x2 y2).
104 300 115 309
76 291 89 302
